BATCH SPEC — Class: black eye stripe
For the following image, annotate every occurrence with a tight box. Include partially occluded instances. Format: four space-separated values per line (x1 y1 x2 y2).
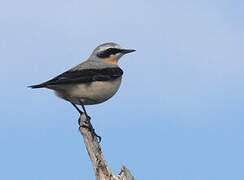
97 48 122 58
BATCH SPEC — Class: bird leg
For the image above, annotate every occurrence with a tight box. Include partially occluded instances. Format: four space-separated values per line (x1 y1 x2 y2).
70 103 84 125
80 103 102 143
72 102 101 143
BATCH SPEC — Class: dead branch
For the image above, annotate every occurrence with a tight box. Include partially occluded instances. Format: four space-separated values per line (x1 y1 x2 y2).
79 113 134 180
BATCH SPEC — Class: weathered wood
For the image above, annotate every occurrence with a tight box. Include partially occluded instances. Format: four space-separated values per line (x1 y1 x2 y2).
79 113 134 180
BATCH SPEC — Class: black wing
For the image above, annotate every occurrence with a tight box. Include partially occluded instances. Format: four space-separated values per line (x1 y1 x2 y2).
29 67 123 88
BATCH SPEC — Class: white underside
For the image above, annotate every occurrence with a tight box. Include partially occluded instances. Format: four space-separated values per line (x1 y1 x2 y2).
48 77 122 105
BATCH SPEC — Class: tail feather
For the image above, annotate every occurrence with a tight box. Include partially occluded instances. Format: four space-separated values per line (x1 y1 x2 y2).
28 84 46 88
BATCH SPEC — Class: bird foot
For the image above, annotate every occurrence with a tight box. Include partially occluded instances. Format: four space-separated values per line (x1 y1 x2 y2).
80 124 102 143
78 114 101 143
78 115 91 125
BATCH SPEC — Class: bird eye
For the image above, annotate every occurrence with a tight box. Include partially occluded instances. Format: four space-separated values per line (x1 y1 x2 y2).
97 48 122 58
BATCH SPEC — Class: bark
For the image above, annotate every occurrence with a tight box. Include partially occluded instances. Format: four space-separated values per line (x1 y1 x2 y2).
79 113 134 180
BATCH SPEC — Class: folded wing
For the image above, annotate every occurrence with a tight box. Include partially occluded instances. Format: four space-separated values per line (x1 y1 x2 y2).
29 67 123 88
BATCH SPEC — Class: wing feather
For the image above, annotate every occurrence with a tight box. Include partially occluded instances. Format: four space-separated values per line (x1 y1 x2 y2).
29 67 123 88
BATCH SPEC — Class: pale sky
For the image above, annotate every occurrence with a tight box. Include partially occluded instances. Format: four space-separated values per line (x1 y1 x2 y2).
0 0 244 179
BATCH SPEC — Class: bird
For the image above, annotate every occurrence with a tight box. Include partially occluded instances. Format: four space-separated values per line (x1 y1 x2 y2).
29 42 135 141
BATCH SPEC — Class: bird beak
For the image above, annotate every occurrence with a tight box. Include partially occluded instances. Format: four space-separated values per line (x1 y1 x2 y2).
120 49 136 54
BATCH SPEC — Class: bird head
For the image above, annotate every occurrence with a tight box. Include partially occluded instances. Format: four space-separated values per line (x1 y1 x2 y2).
90 42 135 65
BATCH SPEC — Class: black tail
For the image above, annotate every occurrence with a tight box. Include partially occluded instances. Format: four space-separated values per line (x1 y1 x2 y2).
28 84 46 88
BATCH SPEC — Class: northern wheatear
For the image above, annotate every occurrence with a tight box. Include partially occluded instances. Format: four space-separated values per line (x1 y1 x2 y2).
29 42 135 141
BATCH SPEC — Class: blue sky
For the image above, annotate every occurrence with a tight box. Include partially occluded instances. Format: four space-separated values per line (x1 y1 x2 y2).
1 0 244 179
